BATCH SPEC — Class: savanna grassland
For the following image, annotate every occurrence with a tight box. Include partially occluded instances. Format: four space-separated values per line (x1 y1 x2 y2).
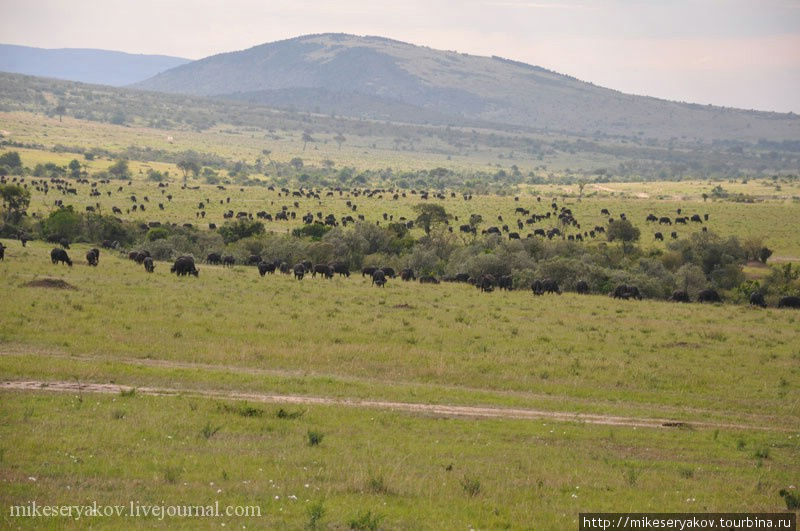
1 108 800 529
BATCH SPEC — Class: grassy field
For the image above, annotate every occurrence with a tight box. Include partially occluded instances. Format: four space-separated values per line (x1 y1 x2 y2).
1 241 799 527
2 109 800 528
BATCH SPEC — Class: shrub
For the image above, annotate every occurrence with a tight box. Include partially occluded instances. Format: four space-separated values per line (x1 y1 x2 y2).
146 227 170 241
218 219 265 244
307 430 324 446
348 510 383 530
460 475 482 497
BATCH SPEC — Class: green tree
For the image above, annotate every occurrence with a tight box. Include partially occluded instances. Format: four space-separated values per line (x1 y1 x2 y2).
333 133 346 150
54 103 66 122
177 160 200 184
606 219 640 243
0 151 23 173
290 157 304 171
0 183 31 225
42 207 83 242
413 203 449 235
68 159 82 178
218 219 265 244
107 159 131 180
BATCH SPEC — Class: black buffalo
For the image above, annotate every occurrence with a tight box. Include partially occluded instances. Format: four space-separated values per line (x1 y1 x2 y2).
372 269 386 287
293 263 305 280
497 275 513 290
532 279 560 295
381 267 396 278
247 255 262 266
697 289 721 303
258 261 274 276
400 268 415 281
476 274 495 292
222 255 235 267
670 290 691 303
749 291 766 308
330 262 350 277
419 275 439 284
362 266 377 277
206 253 222 265
0 244 4 261
575 280 589 294
312 264 333 278
778 296 800 309
143 256 155 273
50 248 72 266
86 248 99 266
611 284 641 300
170 256 198 277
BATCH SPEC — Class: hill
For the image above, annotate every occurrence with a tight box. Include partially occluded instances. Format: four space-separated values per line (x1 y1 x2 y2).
134 33 800 142
0 43 190 86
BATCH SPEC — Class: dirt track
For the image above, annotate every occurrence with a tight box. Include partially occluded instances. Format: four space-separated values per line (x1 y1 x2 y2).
1 380 790 432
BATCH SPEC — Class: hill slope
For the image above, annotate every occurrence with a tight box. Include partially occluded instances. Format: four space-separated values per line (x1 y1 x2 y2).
0 44 190 86
133 33 800 142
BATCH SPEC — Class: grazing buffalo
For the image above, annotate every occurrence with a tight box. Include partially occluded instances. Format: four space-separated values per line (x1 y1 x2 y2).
658 217 672 225
697 289 721 303
362 266 377 277
400 268 415 281
279 262 290 274
497 275 513 290
372 269 386 287
778 296 800 309
293 263 305 280
170 256 198 277
419 275 439 284
454 273 470 283
258 261 273 276
575 280 590 294
206 253 222 265
86 248 99 266
0 244 4 261
670 290 691 303
654 232 664 241
611 284 642 300
247 255 262 266
222 255 235 267
312 264 333 279
330 262 350 277
749 291 766 308
532 279 560 295
50 248 72 266
476 274 495 292
381 267 396 278
143 257 155 273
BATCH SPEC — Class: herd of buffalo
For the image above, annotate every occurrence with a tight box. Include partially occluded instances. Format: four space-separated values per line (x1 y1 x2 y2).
2 240 795 309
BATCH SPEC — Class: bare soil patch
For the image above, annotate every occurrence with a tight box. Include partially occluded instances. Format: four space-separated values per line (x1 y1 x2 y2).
23 278 76 290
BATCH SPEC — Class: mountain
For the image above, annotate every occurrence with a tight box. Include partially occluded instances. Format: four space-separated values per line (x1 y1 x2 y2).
0 44 190 86
133 33 799 142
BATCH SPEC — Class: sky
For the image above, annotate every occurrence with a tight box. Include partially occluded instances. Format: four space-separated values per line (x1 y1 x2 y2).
1 0 798 113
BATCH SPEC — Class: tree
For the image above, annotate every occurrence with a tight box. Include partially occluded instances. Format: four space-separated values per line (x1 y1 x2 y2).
606 219 640 254
0 184 31 225
218 219 265 244
42 207 83 242
290 157 304 171
107 159 131 180
577 180 587 202
301 132 314 152
68 159 82 178
54 103 66 122
177 160 200 184
413 203 449 235
333 133 346 150
0 151 22 174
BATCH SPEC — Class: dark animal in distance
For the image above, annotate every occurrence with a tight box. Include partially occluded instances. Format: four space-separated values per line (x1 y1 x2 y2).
611 284 642 300
697 289 722 303
50 248 72 266
293 263 305 280
476 274 495 292
372 269 386 287
86 248 99 266
143 257 155 273
575 280 589 294
170 256 198 277
749 291 766 308
670 290 691 303
400 268 415 281
778 296 800 309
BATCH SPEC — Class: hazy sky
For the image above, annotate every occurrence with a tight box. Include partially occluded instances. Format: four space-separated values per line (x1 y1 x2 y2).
2 0 799 112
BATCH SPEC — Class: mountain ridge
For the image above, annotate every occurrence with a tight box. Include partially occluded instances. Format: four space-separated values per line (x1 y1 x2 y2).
0 43 190 86
132 33 799 142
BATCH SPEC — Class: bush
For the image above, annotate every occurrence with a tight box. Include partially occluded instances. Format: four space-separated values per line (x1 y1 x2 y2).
218 219 265 244
307 430 324 446
292 223 331 241
146 227 169 241
41 207 83 243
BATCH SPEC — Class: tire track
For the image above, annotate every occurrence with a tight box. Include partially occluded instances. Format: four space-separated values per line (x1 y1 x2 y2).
1 380 791 432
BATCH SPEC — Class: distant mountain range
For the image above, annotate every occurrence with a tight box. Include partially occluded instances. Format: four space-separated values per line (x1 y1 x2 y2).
2 35 799 142
0 44 189 86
